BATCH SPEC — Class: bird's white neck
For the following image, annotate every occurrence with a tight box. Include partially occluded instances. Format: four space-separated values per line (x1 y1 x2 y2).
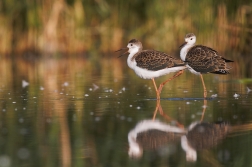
127 48 139 70
180 43 194 61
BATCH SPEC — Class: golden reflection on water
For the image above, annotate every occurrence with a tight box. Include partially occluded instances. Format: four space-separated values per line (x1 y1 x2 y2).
0 56 251 166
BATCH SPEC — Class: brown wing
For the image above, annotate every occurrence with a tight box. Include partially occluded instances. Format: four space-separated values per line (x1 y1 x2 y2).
134 50 185 71
186 45 233 74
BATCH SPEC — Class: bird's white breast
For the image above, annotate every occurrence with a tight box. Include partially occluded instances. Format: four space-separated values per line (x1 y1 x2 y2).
134 66 186 79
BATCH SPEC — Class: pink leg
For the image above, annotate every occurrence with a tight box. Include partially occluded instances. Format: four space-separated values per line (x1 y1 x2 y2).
158 70 184 94
152 78 161 120
200 74 207 98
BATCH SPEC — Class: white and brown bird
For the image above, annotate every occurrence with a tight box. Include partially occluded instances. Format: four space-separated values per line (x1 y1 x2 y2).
180 33 234 98
116 39 187 114
116 39 187 100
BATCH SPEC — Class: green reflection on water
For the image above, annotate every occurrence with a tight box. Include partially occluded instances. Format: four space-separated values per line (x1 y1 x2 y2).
0 56 251 167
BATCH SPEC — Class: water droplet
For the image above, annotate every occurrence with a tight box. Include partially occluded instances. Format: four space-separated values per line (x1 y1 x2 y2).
63 82 69 87
211 94 218 98
95 117 100 122
19 118 24 123
0 155 11 167
247 87 252 93
22 80 29 88
233 93 240 98
17 148 30 159
93 84 99 91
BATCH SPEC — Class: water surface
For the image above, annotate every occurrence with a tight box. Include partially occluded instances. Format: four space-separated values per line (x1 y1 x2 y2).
0 56 251 167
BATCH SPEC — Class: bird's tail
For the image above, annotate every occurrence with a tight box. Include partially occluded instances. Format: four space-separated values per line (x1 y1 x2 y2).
210 70 230 75
222 58 234 63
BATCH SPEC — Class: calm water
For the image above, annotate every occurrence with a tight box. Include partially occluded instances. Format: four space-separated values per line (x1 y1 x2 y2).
0 55 252 167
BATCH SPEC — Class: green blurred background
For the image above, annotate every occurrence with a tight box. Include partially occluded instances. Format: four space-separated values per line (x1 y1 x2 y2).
0 0 252 56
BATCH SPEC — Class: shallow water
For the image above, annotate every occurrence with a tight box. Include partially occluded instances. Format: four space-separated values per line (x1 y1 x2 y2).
0 56 251 167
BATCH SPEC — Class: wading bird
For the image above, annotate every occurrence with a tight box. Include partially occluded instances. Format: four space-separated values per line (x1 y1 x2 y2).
180 33 233 98
116 39 186 112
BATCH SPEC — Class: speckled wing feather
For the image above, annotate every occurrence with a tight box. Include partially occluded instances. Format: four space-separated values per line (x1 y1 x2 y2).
186 45 233 74
134 50 185 71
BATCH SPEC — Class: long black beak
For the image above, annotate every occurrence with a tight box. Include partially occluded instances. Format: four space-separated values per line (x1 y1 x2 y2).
179 42 187 48
115 47 129 58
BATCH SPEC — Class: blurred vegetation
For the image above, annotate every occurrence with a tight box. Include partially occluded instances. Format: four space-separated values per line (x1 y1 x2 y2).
0 0 252 55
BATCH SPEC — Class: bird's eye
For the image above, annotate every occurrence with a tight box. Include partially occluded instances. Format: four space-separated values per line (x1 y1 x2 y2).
190 38 193 40
130 44 133 46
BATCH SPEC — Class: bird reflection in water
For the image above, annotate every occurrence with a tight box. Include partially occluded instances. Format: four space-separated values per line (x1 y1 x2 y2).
181 121 230 161
180 99 231 161
128 99 252 161
128 119 186 158
128 99 232 161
